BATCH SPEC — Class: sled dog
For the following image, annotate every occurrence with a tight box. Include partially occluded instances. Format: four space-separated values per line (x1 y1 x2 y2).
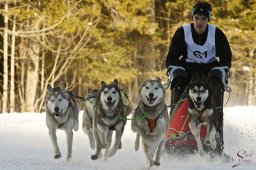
91 79 130 160
187 75 217 156
131 79 169 167
82 89 99 150
45 84 79 160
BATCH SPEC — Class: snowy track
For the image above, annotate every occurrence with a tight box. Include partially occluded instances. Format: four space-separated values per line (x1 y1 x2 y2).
0 106 256 170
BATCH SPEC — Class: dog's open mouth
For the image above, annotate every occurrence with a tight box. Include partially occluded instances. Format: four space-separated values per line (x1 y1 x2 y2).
53 112 62 117
105 100 115 109
194 101 202 108
146 96 157 104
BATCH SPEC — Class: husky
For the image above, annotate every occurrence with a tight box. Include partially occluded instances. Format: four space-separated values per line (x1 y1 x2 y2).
91 79 130 160
187 76 217 156
45 84 79 160
82 89 99 150
131 79 169 168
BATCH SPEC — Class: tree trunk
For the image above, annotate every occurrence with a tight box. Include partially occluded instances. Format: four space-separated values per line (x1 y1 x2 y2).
10 1 17 112
2 2 9 113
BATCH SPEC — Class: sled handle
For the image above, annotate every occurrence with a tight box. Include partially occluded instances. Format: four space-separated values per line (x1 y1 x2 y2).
167 65 186 86
211 66 232 92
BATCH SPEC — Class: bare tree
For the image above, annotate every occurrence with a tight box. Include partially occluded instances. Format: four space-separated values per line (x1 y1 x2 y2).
10 0 17 112
2 2 9 113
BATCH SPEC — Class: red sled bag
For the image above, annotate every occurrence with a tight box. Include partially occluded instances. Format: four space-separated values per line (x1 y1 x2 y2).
165 98 207 155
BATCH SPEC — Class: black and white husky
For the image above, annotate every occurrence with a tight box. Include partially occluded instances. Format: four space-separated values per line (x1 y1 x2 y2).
45 84 79 160
187 77 217 156
131 79 169 168
91 79 130 160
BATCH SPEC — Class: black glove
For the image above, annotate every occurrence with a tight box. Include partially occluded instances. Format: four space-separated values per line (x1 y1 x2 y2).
167 65 187 89
208 66 231 92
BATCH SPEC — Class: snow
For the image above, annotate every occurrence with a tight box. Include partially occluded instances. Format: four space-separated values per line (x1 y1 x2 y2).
0 106 256 170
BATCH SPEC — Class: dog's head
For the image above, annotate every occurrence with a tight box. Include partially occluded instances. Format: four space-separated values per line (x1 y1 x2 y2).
99 79 121 111
139 78 165 107
188 79 211 107
46 84 71 117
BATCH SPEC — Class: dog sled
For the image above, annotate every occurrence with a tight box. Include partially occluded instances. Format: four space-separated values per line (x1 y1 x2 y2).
164 66 233 161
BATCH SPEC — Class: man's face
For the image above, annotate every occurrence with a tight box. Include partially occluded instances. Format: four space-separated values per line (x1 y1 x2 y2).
193 14 209 34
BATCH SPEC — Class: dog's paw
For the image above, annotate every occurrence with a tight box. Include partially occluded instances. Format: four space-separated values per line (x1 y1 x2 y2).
107 148 118 157
66 156 72 161
210 138 217 150
118 142 122 149
54 153 61 159
101 143 107 149
198 150 204 156
204 139 211 145
154 161 160 166
91 154 99 160
135 141 140 151
73 124 79 132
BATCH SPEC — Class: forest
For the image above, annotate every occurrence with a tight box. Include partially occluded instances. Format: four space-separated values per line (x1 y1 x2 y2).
0 0 255 113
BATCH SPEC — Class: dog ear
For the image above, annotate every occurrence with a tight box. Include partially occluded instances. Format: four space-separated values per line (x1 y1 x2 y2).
101 81 107 87
113 79 118 85
47 84 53 92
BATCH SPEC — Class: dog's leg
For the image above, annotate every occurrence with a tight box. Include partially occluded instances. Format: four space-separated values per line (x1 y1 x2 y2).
65 129 73 160
189 117 204 156
91 119 102 160
98 127 108 149
83 127 95 150
48 129 61 159
203 109 217 150
154 139 164 166
104 131 113 159
205 123 217 150
73 107 79 132
142 142 154 168
135 133 140 151
88 129 96 149
107 128 124 157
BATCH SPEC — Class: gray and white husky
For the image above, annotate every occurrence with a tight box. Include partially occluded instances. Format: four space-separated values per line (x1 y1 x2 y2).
91 79 130 160
131 79 169 168
45 84 79 160
187 77 217 156
82 89 99 150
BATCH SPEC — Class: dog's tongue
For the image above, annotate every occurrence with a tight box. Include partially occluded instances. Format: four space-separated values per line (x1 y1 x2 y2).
106 101 114 108
147 97 156 104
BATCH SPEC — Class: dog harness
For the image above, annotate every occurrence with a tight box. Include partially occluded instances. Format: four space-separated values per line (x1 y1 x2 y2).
139 102 167 133
196 107 207 124
183 24 216 64
145 115 161 132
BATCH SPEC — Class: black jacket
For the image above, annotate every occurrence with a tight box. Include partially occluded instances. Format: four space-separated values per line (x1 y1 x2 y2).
166 23 232 72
